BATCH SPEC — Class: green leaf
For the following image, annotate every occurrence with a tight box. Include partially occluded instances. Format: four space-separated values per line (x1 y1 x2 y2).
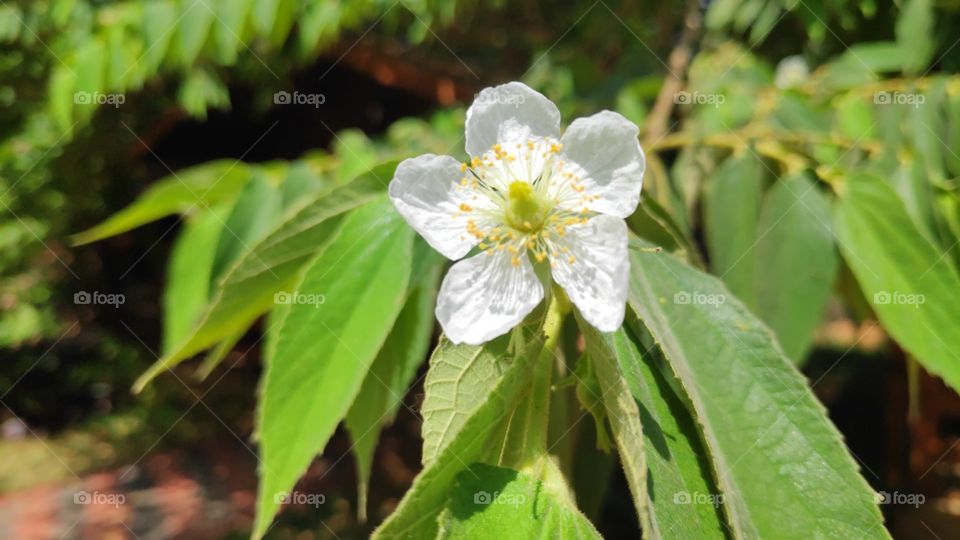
579 320 651 535
175 0 215 67
593 327 728 539
72 38 107 124
252 0 280 36
279 161 324 209
48 65 76 134
704 152 764 306
163 207 226 353
212 0 253 65
72 160 253 245
132 162 392 391
177 69 231 118
334 129 379 184
834 174 960 394
896 0 936 75
194 329 244 380
372 337 545 539
420 336 512 465
253 196 414 539
209 173 282 285
437 463 601 539
345 265 442 522
753 175 837 362
627 238 888 539
142 1 178 72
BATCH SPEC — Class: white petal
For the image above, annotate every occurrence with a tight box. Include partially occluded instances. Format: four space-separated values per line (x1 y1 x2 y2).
549 215 629 332
388 154 490 260
436 248 544 345
465 82 561 158
559 110 645 218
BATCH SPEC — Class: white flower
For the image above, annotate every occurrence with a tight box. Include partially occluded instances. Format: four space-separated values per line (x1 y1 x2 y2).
389 82 644 345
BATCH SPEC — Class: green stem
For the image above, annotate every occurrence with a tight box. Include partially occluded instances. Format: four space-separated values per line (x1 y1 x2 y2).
499 289 570 469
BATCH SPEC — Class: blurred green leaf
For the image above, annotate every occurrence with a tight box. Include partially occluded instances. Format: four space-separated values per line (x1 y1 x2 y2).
834 174 960 395
896 0 936 76
754 175 837 362
132 162 392 391
704 151 764 306
72 160 252 245
208 173 282 285
163 207 226 353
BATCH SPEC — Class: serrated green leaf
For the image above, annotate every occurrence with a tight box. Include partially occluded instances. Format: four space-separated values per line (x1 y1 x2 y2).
72 160 252 245
704 152 764 306
253 196 414 539
834 174 960 394
345 264 442 522
437 463 602 539
132 162 393 391
372 336 546 539
595 326 728 539
627 237 888 539
579 320 651 536
420 336 512 465
754 175 836 362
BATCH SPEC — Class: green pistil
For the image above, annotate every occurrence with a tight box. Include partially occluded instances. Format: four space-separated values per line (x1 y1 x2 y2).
506 181 548 232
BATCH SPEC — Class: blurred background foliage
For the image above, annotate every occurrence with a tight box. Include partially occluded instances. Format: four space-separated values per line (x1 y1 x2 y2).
3 0 960 536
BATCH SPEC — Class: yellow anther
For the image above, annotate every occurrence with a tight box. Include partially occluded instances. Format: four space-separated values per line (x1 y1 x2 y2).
508 244 518 254
460 162 468 172
479 242 487 249
568 255 576 264
459 202 473 212
511 256 520 267
535 252 547 262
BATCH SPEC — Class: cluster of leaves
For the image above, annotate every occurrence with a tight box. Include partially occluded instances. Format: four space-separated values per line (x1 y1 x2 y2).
0 0 461 349
12 0 960 537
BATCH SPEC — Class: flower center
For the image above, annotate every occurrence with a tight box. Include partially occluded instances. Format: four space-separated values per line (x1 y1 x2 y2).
505 181 548 232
